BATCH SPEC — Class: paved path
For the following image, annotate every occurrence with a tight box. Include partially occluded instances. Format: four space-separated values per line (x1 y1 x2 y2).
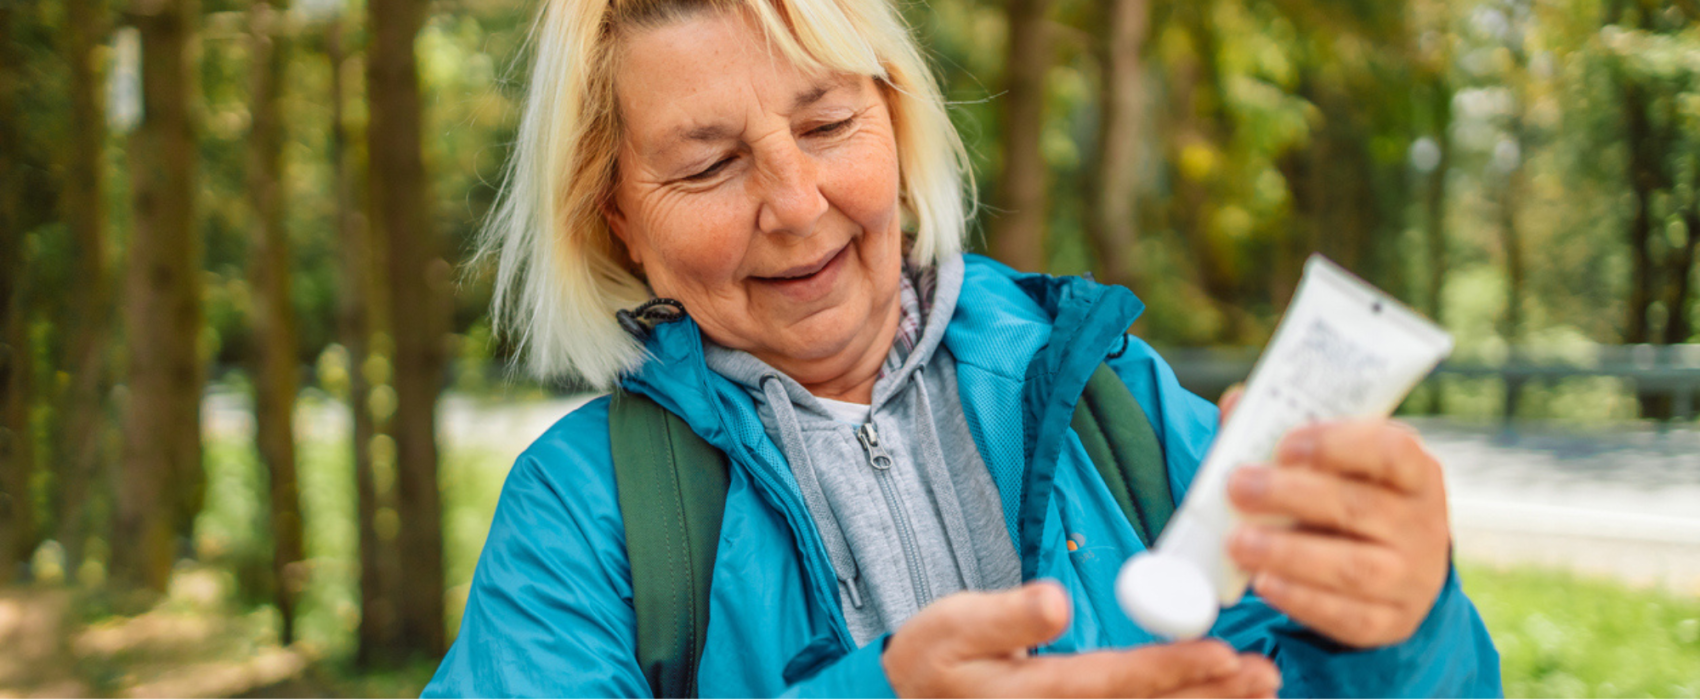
1411 418 1700 596
204 394 1700 595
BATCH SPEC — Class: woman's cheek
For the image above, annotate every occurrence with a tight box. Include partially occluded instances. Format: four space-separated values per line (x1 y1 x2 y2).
826 135 901 233
649 190 751 287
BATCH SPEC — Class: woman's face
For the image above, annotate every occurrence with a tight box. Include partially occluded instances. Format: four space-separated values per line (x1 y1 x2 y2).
606 10 904 391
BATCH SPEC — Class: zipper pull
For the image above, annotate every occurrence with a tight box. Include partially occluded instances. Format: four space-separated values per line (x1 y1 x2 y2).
856 423 894 471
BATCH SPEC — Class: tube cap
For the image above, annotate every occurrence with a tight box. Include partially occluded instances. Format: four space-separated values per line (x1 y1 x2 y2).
1116 552 1218 640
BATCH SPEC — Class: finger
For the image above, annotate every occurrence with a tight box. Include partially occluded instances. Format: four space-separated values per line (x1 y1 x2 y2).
1160 654 1282 699
1218 384 1245 425
1228 526 1412 602
1007 640 1243 697
1228 464 1405 543
1276 420 1435 495
1252 572 1414 649
926 581 1072 660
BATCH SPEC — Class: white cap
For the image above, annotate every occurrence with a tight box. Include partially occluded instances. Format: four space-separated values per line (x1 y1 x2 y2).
1116 552 1218 640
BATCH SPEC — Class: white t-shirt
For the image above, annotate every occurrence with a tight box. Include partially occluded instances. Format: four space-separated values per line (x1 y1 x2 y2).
815 396 871 426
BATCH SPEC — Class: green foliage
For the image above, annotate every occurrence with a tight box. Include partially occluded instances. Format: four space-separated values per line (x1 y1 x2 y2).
5 0 1688 407
899 0 1700 359
3 0 1699 477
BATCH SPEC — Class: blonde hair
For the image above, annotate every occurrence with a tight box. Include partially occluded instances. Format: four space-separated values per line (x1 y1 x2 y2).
480 0 974 389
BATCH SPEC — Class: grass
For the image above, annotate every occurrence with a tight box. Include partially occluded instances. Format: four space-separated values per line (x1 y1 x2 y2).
1460 563 1700 697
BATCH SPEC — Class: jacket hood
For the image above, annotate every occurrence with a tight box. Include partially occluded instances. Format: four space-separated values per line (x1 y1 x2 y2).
622 255 1144 409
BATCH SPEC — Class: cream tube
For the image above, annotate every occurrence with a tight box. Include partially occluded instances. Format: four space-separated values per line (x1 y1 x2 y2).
1116 255 1453 640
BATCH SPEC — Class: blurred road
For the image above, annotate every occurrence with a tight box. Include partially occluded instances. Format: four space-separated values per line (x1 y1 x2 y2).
1414 418 1700 596
206 393 1700 596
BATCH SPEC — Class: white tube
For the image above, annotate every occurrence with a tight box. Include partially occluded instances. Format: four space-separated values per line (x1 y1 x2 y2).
1116 255 1453 640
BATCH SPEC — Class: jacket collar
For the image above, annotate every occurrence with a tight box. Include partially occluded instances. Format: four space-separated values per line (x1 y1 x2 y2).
937 256 1146 578
621 255 1146 399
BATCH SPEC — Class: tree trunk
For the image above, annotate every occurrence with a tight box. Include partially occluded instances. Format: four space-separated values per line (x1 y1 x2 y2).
1622 80 1657 348
247 0 306 645
1621 73 1672 418
1084 0 1149 290
1419 77 1452 416
989 0 1052 272
1166 12 1244 341
1674 210 1700 345
1306 86 1377 279
1607 0 1673 419
1498 133 1527 420
1422 84 1451 327
1675 12 1700 345
1662 99 1699 346
0 0 38 583
54 0 116 575
114 0 203 593
328 16 402 665
0 282 31 585
368 0 446 658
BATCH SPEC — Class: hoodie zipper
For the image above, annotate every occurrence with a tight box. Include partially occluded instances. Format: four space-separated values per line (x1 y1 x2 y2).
856 422 934 609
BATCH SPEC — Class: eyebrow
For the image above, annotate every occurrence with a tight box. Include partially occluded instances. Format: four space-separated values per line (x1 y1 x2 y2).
791 75 853 111
681 124 734 142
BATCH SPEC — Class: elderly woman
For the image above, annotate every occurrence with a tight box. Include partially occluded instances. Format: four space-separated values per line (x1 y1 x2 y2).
424 0 1500 696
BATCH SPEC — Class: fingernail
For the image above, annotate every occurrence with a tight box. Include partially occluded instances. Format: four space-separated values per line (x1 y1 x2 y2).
1255 573 1285 597
1230 465 1272 500
1232 527 1270 559
1279 432 1317 464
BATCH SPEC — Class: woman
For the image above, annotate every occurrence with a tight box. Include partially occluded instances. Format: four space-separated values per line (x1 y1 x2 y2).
425 0 1500 696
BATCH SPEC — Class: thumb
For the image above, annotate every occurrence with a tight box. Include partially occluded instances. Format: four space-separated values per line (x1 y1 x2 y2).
936 581 1072 660
1218 384 1245 426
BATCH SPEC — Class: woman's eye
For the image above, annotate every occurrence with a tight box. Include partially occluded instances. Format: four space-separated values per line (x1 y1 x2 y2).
809 118 854 136
685 156 735 181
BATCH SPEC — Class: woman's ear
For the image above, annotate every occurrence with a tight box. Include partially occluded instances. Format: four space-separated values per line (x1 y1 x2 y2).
599 190 644 266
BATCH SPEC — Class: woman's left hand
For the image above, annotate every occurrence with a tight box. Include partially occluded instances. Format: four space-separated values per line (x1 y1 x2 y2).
1224 418 1452 649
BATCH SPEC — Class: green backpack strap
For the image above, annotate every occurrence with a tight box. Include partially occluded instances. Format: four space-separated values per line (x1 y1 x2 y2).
609 390 730 699
1069 363 1175 546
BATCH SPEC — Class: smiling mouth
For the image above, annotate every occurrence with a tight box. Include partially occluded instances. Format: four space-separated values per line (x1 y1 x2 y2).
754 245 848 282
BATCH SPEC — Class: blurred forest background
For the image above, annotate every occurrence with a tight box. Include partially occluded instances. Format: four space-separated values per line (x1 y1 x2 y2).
2 0 1700 696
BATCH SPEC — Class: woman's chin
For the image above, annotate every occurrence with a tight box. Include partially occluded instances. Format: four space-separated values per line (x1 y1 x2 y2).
771 323 864 364
751 310 883 372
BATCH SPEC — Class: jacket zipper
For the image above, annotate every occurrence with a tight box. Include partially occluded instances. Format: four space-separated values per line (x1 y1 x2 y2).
856 422 934 609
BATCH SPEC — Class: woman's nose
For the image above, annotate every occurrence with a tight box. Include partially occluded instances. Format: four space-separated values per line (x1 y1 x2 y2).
755 141 829 237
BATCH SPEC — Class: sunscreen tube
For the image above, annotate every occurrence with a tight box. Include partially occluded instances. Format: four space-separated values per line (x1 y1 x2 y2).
1116 255 1453 640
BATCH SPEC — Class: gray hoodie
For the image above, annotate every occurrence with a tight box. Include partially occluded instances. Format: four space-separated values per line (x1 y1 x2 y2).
703 255 1022 647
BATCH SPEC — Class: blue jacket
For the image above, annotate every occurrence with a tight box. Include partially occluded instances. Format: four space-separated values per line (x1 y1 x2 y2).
425 255 1501 698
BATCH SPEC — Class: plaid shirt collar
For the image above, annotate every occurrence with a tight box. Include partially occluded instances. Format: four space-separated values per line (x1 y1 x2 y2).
880 264 936 378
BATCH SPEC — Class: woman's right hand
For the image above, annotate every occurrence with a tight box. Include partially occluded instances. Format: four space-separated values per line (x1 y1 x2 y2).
882 581 1280 698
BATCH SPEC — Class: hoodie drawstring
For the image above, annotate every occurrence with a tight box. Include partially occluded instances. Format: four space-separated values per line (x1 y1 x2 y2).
909 364 985 591
760 375 865 609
